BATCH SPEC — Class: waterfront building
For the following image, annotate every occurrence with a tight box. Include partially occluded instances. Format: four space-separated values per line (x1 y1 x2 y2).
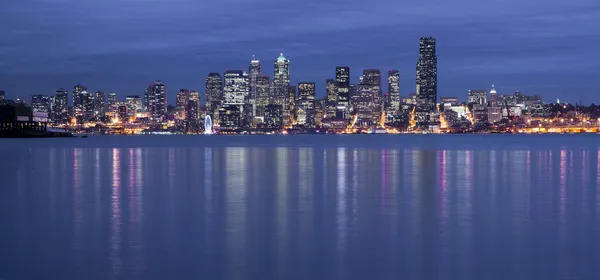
326 79 338 118
218 104 241 129
415 37 438 128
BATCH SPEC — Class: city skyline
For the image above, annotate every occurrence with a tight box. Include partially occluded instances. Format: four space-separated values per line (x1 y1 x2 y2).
1 0 599 103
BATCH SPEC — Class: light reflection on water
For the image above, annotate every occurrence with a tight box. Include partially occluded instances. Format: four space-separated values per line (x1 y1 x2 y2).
2 142 600 280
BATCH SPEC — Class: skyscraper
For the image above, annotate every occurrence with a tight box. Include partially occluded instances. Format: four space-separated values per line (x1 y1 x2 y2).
255 75 271 124
388 70 400 113
72 84 87 119
223 70 249 105
82 91 94 121
107 92 117 114
274 53 290 124
126 95 143 117
54 89 69 123
205 73 223 117
145 80 167 120
94 91 106 120
31 95 51 113
416 37 437 109
186 91 201 131
249 56 261 101
297 82 316 127
326 79 338 118
176 89 189 119
354 69 382 126
336 67 350 108
288 85 297 123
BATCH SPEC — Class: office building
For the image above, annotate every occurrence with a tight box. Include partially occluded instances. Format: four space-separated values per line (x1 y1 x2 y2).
249 56 261 102
254 75 270 124
107 92 117 113
218 104 241 129
223 70 249 105
287 85 297 124
416 37 437 108
176 89 189 119
326 79 338 118
468 90 487 106
94 91 106 120
264 104 283 128
31 95 50 114
54 89 69 123
273 53 291 124
336 67 350 108
296 82 316 127
205 73 223 117
145 80 167 120
388 70 400 113
72 84 87 119
125 95 143 117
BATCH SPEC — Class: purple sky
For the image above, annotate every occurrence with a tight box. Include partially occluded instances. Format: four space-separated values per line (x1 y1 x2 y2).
1 0 599 103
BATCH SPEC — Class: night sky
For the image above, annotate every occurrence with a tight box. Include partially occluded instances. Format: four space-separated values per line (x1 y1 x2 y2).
1 0 599 103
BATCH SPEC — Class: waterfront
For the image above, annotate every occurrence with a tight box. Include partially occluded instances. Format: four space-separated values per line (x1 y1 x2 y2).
2 135 600 280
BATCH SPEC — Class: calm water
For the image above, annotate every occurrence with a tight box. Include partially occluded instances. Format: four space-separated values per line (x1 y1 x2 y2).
2 135 600 280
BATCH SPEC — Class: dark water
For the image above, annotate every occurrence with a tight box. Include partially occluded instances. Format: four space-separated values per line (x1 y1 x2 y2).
2 135 600 280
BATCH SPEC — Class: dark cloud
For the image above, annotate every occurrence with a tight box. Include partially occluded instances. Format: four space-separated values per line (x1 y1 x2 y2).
0 0 599 103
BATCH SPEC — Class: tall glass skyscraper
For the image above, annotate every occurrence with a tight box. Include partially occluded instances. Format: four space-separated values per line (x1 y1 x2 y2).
54 88 69 123
335 67 350 108
144 80 167 120
297 82 316 127
223 70 249 105
205 73 223 117
249 56 261 101
273 53 290 124
388 70 400 113
416 37 437 109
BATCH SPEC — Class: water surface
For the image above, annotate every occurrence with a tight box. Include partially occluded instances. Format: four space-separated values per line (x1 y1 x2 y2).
1 135 600 280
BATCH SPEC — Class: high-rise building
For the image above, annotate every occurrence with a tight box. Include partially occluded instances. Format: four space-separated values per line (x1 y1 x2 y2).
326 79 338 118
54 89 69 123
31 95 51 113
254 75 271 124
273 53 291 124
107 92 117 114
125 95 143 117
354 69 382 126
82 91 94 121
218 104 241 129
94 91 106 120
223 70 249 105
288 85 297 123
176 89 189 119
416 37 438 109
249 56 261 101
297 82 316 127
467 90 487 106
336 67 350 108
72 84 87 119
145 80 167 120
248 56 261 125
489 85 498 107
186 91 201 131
388 70 400 113
205 73 223 117
264 104 283 128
